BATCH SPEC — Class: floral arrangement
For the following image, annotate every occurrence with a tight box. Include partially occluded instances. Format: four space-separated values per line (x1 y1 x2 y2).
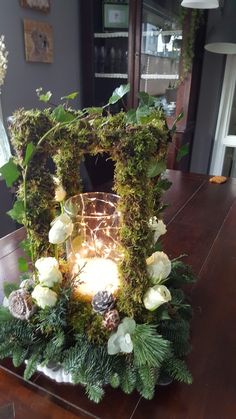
0 85 195 403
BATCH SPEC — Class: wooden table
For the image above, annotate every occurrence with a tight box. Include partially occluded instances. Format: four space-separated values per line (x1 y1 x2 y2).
1 170 236 419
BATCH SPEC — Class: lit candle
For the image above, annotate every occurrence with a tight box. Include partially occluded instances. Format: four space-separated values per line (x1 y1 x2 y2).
73 256 120 301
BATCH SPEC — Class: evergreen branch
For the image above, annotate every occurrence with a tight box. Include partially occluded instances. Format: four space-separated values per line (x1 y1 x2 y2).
163 357 193 384
132 324 171 367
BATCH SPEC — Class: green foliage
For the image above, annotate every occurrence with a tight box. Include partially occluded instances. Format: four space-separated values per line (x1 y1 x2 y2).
13 346 29 368
7 199 24 224
85 384 104 404
147 159 166 178
163 357 192 384
61 92 78 101
52 105 75 123
36 88 52 103
18 257 29 273
132 324 171 367
108 83 130 105
176 143 189 163
24 351 42 380
3 282 19 298
0 158 20 187
23 142 36 166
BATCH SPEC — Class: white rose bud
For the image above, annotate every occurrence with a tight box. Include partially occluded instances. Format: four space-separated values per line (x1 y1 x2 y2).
149 217 167 243
143 285 172 311
48 213 73 245
35 257 62 287
55 184 66 202
146 251 171 283
32 284 58 309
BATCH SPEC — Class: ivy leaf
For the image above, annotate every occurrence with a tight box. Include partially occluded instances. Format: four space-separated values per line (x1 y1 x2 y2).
52 105 75 123
7 200 24 223
176 143 189 162
147 160 167 178
0 158 20 187
61 92 78 100
156 178 172 191
108 83 130 105
23 142 36 167
125 109 137 124
0 306 12 321
138 91 156 107
18 257 29 273
84 107 103 115
36 88 52 103
3 282 19 298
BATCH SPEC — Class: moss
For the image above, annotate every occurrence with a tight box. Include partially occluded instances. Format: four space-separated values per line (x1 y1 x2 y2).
9 106 169 323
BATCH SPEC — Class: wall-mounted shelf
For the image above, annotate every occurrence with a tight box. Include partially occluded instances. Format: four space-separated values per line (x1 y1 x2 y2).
141 74 179 80
94 32 129 38
95 73 128 79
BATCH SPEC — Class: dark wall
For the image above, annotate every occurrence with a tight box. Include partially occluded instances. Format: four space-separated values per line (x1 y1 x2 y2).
190 2 231 174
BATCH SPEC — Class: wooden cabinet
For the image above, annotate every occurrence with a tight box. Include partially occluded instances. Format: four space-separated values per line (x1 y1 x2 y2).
79 0 205 182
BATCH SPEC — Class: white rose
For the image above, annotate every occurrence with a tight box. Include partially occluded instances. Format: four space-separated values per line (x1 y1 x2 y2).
35 257 62 287
146 251 171 283
31 284 58 309
55 184 66 202
149 217 167 243
143 285 172 311
48 213 73 244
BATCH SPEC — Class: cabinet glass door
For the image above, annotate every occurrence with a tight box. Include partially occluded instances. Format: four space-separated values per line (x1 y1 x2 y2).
140 0 182 116
93 0 129 107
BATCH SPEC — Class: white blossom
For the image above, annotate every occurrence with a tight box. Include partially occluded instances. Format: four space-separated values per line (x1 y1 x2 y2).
149 217 167 243
143 285 172 311
35 257 62 287
32 284 58 309
48 213 73 244
146 251 171 283
108 317 136 355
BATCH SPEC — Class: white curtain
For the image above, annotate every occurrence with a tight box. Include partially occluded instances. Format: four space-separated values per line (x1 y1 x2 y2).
0 97 11 167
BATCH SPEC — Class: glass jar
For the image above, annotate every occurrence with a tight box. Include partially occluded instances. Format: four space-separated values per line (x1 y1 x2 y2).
64 192 121 301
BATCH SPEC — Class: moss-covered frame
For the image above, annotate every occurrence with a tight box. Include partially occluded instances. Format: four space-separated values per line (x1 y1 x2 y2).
9 106 169 317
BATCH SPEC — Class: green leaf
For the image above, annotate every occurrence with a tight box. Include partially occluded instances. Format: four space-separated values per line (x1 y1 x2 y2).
23 142 36 167
0 306 12 321
83 107 103 115
7 200 24 223
138 91 156 107
36 88 52 103
125 109 137 124
136 105 151 124
176 143 189 162
61 92 78 100
18 257 29 273
171 111 184 133
0 158 20 187
20 239 32 258
108 83 130 105
3 282 19 298
147 160 166 178
52 105 75 123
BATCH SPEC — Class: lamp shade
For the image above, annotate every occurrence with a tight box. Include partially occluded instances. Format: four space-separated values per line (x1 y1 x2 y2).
181 0 219 8
205 2 236 54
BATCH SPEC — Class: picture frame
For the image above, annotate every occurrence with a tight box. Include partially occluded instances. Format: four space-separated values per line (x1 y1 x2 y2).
103 3 129 29
19 0 50 13
23 19 53 63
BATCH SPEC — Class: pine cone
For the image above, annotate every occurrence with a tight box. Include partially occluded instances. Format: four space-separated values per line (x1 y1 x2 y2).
8 289 36 320
103 309 120 331
92 291 115 314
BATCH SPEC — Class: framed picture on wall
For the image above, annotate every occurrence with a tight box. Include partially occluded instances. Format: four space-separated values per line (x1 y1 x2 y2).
20 0 51 13
23 19 53 63
103 3 129 29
